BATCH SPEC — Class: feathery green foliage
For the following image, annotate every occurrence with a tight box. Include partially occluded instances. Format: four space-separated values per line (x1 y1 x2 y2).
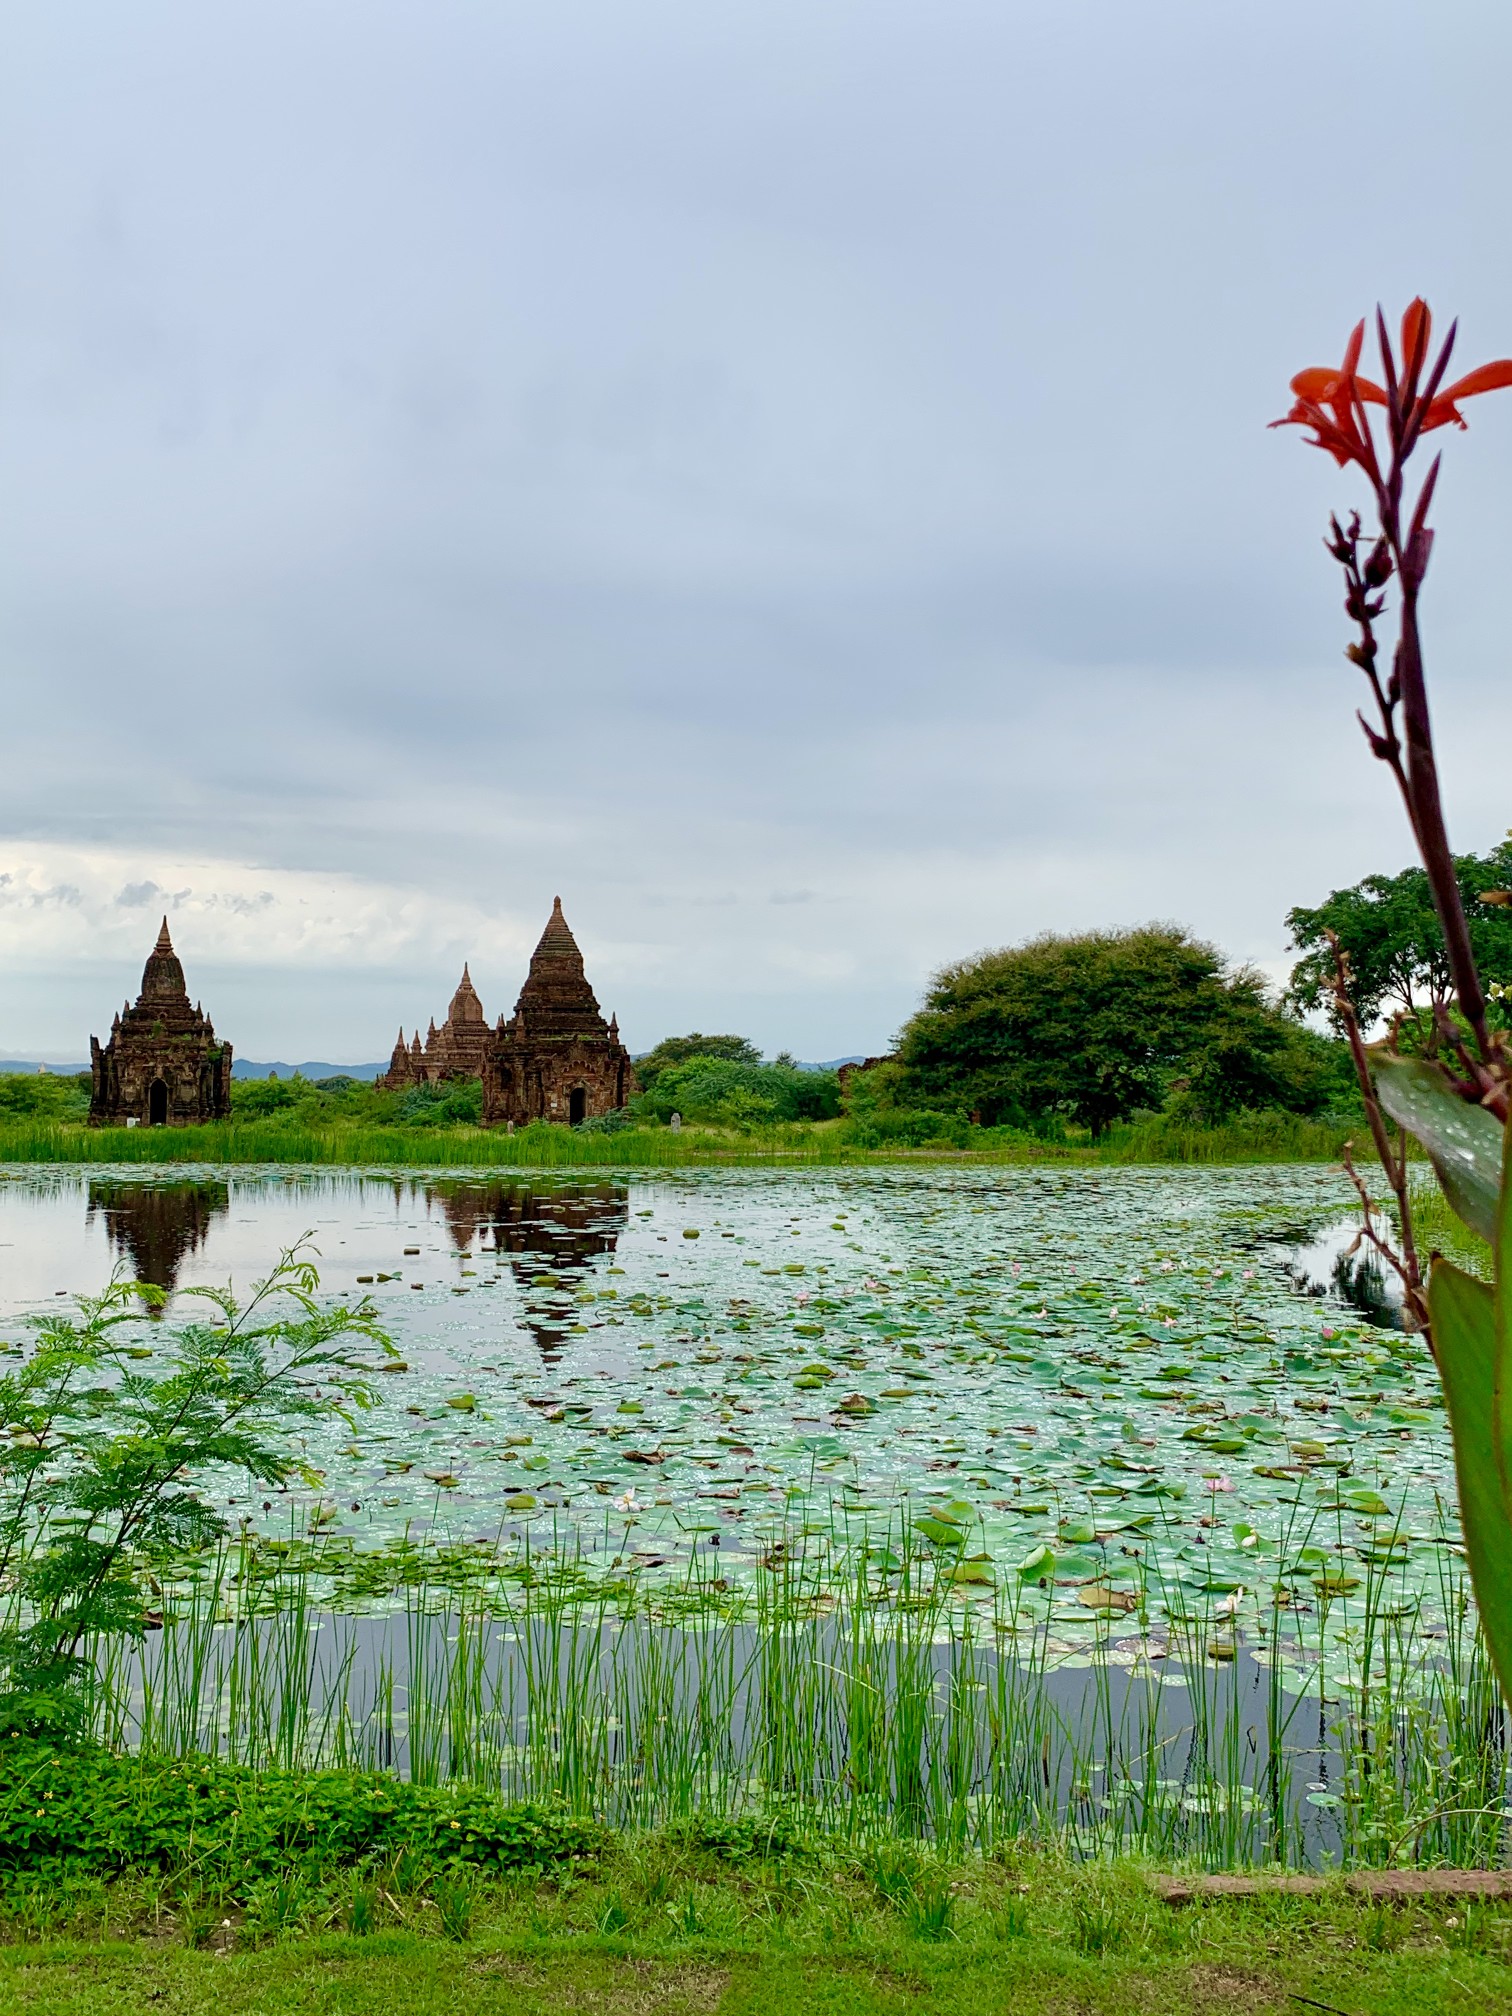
0 1250 383 1736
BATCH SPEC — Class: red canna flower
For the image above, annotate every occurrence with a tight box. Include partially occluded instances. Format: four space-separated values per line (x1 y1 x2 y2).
1272 318 1386 473
1421 357 1512 432
1273 298 1512 473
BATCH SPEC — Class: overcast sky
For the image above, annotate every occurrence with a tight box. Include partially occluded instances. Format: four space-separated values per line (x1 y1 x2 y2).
3 0 1510 1062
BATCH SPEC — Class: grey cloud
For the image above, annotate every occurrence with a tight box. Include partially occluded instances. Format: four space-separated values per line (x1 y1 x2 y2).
2 0 1511 1060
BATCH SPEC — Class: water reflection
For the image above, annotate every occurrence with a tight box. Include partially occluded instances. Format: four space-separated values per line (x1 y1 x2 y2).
86 1180 231 1312
1277 1215 1404 1328
431 1180 628 1358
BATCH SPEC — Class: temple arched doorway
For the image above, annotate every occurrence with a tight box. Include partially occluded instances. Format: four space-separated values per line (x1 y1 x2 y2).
569 1086 587 1125
148 1079 169 1127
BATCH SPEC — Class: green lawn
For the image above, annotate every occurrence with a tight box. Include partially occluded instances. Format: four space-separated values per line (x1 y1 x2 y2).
1 1857 1509 2015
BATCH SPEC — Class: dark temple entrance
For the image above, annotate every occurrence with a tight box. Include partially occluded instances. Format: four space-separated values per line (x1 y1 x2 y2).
147 1080 169 1127
569 1087 587 1125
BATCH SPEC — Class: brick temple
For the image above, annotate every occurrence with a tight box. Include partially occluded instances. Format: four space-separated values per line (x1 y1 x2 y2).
380 964 491 1088
89 920 234 1127
481 900 637 1127
379 903 637 1124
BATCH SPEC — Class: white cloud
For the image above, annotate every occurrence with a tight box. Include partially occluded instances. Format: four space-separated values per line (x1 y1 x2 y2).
0 842 536 975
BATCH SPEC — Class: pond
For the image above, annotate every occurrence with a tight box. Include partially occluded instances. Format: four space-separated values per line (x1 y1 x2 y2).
8 1160 1498 1861
0 1163 1455 1638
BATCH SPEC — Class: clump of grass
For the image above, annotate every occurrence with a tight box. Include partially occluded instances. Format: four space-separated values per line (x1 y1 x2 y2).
1068 1887 1130 1955
345 1872 378 1935
860 1841 926 1909
431 1868 476 1940
595 1889 630 1934
904 1870 956 1941
245 1870 310 1938
1406 1177 1493 1279
993 1891 1032 1940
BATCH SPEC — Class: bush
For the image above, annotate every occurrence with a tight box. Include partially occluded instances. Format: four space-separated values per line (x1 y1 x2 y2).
394 1079 483 1127
0 1742 605 1886
636 1057 840 1128
230 1076 304 1119
0 1250 384 1735
841 1108 974 1149
0 1074 91 1122
635 1034 762 1091
228 1075 484 1129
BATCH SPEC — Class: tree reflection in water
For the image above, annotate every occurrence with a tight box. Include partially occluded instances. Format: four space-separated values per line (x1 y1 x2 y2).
86 1180 230 1315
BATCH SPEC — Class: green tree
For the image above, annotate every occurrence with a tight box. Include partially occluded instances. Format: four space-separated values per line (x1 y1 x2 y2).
893 925 1337 1135
1286 840 1512 1031
634 1033 762 1090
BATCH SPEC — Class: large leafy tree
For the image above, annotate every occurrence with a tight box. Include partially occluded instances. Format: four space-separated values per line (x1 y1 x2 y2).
893 925 1338 1135
1285 838 1512 1031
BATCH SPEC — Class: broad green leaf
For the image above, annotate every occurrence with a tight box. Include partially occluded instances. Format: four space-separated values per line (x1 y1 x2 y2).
1495 1120 1512 1523
1373 1051 1503 1242
1428 1259 1512 1705
949 1559 995 1585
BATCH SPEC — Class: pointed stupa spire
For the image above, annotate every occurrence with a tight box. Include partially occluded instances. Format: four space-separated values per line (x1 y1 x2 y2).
447 963 485 1028
511 897 605 1036
138 916 189 1007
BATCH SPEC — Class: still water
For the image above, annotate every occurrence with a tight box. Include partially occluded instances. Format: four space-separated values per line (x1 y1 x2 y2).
0 1162 1453 1628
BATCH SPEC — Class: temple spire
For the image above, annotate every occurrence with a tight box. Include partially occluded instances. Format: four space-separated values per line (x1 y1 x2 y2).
139 917 190 1006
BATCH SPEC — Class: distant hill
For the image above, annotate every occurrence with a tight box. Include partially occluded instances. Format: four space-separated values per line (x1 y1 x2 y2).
232 1061 388 1082
0 1058 390 1082
4 1054 860 1082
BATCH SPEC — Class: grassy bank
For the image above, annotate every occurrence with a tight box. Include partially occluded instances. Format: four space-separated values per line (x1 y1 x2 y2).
1 1822 1508 2013
0 1111 1360 1167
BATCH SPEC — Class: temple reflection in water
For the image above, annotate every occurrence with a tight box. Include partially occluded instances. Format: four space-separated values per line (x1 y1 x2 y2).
429 1179 627 1358
86 1180 230 1312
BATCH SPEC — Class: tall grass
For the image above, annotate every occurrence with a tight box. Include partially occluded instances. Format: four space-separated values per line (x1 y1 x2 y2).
1102 1111 1364 1165
0 1113 1359 1168
82 1513 1510 1872
1404 1176 1493 1280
